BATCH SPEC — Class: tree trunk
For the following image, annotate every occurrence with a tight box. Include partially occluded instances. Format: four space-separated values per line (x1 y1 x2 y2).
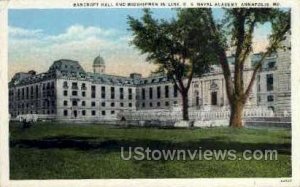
182 91 189 121
229 100 244 128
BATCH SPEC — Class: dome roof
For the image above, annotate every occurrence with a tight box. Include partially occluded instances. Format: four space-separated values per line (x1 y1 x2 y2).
93 55 105 66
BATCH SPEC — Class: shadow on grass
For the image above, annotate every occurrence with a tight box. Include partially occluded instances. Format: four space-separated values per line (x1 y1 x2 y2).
10 135 291 155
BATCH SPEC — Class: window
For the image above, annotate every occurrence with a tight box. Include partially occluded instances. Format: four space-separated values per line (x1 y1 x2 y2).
128 88 133 100
258 96 261 102
21 88 24 99
64 90 68 96
64 110 68 116
72 100 78 106
82 110 86 116
72 82 78 89
63 100 68 106
82 101 86 106
149 87 153 99
142 88 146 100
17 89 20 100
120 102 124 107
30 86 34 98
266 74 274 91
63 81 68 88
157 86 161 98
101 86 106 99
26 87 29 99
120 88 124 99
101 102 106 107
268 61 276 69
111 102 115 107
82 92 86 97
149 102 153 107
35 85 39 98
81 83 86 90
211 92 218 105
165 101 169 106
72 91 78 96
91 85 96 98
173 101 178 105
267 95 274 102
165 85 169 98
157 102 161 107
111 87 115 99
142 102 145 107
102 111 106 116
173 85 178 97
91 101 96 107
129 103 132 107
111 110 115 114
92 110 96 116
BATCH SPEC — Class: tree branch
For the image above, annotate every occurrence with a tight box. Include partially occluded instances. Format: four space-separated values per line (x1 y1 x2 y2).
204 10 234 103
243 52 267 102
186 60 195 91
234 12 246 97
239 15 257 93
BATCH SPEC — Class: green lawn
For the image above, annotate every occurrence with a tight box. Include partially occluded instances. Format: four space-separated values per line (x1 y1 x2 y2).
10 122 291 179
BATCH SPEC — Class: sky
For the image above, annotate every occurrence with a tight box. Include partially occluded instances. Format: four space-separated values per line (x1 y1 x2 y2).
8 8 271 79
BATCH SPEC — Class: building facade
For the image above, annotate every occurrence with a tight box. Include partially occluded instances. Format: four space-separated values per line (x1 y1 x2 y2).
9 44 291 121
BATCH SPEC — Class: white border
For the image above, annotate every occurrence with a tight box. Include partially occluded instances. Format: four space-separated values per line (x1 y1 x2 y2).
1 0 300 187
0 2 9 187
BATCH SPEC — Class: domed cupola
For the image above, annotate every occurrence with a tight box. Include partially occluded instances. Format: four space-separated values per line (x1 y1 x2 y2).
93 54 105 74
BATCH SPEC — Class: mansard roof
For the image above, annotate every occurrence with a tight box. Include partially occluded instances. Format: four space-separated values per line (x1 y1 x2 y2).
137 75 171 85
48 59 85 74
9 71 56 87
86 72 136 85
10 52 270 88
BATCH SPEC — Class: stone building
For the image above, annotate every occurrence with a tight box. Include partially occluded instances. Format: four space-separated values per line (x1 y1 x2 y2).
9 56 137 121
9 45 291 121
254 31 291 116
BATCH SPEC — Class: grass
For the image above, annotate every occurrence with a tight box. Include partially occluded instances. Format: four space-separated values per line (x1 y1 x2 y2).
9 122 291 179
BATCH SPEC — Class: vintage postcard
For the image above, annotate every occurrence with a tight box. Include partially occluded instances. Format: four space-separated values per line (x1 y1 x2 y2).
0 0 300 186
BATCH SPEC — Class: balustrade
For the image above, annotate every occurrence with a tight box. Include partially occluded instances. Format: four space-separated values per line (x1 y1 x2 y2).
120 106 274 121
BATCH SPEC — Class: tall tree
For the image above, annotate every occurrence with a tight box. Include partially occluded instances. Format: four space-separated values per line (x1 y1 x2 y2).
202 8 290 127
128 9 217 120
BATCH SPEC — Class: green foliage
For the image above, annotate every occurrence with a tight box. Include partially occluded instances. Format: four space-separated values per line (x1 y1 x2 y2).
128 8 222 120
128 9 217 81
223 8 290 56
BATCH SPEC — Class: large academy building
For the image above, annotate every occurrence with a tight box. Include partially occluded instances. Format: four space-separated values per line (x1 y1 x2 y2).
9 38 291 121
